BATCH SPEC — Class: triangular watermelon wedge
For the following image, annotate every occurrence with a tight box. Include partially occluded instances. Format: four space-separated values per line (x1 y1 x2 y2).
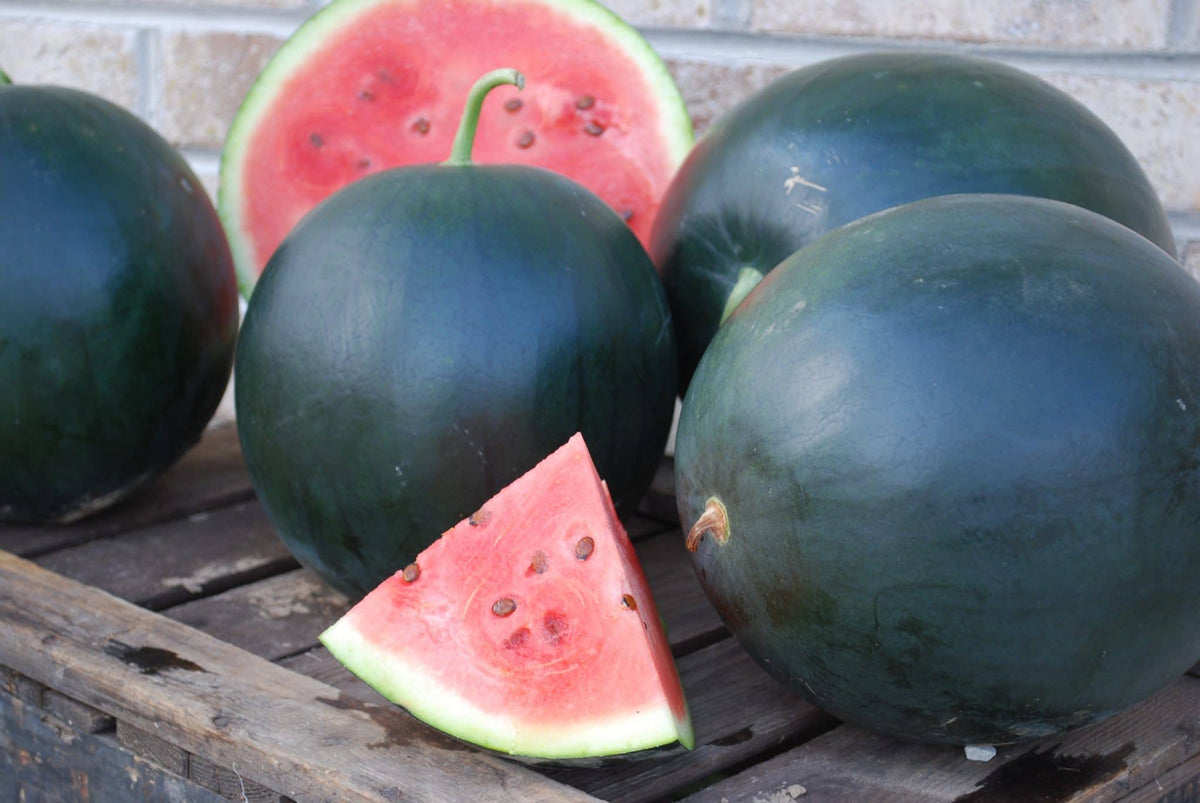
319 433 694 758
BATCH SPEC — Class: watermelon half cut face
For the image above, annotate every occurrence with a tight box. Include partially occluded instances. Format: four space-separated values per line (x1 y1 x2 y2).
319 433 694 758
219 0 693 294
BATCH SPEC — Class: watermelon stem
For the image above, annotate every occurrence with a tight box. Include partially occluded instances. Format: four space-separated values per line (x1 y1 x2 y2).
446 68 525 165
720 267 765 325
685 497 729 552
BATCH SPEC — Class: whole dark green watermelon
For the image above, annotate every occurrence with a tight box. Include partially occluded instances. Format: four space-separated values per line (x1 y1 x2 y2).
675 194 1200 746
0 75 239 522
651 51 1177 390
235 71 677 599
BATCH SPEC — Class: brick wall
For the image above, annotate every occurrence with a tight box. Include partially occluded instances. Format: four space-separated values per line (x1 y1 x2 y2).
2 0 1198 270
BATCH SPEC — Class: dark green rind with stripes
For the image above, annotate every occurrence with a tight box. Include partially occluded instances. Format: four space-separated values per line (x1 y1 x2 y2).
651 51 1177 391
0 84 238 522
235 164 676 599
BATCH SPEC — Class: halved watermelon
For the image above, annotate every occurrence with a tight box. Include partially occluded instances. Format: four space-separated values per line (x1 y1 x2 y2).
319 433 694 758
219 0 693 294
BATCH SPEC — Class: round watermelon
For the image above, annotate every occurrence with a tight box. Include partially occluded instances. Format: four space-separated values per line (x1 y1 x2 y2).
675 194 1200 746
0 73 238 522
219 0 692 294
650 51 1177 390
235 70 678 599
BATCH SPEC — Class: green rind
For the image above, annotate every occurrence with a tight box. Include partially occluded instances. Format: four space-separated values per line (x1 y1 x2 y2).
218 0 693 296
651 51 1178 391
319 617 692 757
0 85 238 522
676 195 1200 746
235 164 677 598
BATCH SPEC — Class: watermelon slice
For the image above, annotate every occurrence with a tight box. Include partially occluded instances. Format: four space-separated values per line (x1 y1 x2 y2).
319 433 694 758
219 0 693 294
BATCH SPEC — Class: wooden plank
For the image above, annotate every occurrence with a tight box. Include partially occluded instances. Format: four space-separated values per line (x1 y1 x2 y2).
188 752 292 802
0 422 254 558
35 499 297 610
1117 751 1200 802
43 690 116 734
1 690 228 803
116 721 190 776
626 510 677 540
3 666 45 707
547 637 837 802
687 674 1200 802
637 457 679 526
282 631 832 803
164 568 351 661
0 549 597 802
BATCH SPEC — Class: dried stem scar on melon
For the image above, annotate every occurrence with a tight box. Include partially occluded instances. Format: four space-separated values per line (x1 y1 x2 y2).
319 433 694 758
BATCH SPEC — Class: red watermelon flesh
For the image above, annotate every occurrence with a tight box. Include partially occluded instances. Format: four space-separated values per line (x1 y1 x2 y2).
318 433 694 758
219 0 693 293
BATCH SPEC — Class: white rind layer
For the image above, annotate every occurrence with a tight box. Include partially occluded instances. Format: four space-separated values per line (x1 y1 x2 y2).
319 614 692 758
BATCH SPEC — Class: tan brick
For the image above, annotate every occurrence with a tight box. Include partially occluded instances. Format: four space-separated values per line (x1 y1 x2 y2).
603 0 712 27
666 59 788 135
0 21 138 111
1041 73 1200 213
750 0 1172 49
157 30 284 150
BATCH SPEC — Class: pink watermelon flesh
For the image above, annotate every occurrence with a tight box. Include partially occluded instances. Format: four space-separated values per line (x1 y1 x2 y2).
220 0 693 292
319 433 694 758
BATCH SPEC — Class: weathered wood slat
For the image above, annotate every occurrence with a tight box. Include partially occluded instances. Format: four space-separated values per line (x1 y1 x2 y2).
281 629 831 802
1 691 229 803
35 499 297 610
688 674 1200 803
165 568 351 661
0 422 254 558
1117 751 1200 802
0 549 597 802
43 689 116 734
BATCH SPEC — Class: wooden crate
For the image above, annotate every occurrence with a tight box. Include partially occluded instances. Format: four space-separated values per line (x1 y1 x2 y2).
2 422 1200 801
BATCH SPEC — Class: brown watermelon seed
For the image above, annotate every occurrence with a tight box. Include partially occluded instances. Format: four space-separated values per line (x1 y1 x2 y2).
468 507 492 526
358 89 375 101
516 130 535 149
575 536 594 561
584 121 605 136
529 550 549 574
401 563 420 583
492 597 517 617
355 158 371 171
621 594 637 611
505 98 523 112
411 117 430 135
575 94 595 110
309 133 324 148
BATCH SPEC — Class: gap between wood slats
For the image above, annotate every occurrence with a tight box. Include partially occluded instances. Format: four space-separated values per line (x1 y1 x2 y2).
32 498 299 612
